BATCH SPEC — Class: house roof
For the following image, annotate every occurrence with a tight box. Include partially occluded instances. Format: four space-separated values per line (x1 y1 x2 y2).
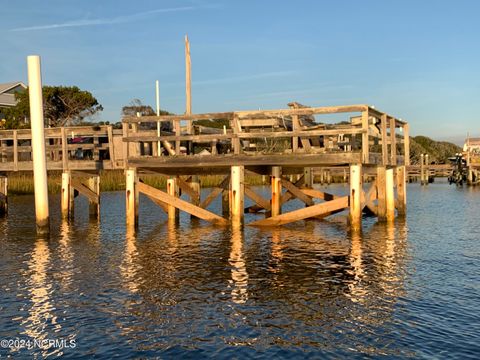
0 81 27 107
467 138 480 145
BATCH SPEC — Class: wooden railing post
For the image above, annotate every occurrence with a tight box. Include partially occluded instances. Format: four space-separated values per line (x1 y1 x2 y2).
107 125 115 169
61 127 68 171
361 110 369 164
381 114 388 165
13 130 18 172
390 118 397 165
403 123 410 166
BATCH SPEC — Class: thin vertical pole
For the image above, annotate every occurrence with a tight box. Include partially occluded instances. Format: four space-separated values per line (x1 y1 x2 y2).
349 164 362 231
420 154 425 185
156 80 161 156
27 55 49 234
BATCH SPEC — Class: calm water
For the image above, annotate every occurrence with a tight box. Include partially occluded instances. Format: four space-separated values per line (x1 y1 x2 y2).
0 181 479 358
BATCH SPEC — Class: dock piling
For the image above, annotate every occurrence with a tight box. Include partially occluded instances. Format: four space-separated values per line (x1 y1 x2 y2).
126 169 138 229
271 166 282 216
28 55 50 234
349 164 362 231
230 166 244 225
386 168 395 222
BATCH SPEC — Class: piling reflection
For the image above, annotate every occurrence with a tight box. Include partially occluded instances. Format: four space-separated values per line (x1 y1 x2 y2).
120 226 140 294
347 229 367 302
228 225 249 304
58 221 74 292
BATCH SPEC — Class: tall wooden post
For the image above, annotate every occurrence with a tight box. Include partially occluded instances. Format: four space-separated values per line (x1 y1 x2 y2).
167 177 179 222
28 55 49 234
126 169 138 229
425 154 429 185
386 168 395 222
377 166 387 221
396 166 407 216
349 164 362 231
271 166 282 217
156 80 162 156
361 110 369 164
230 166 244 225
185 34 193 155
403 123 410 166
88 175 100 219
61 171 71 220
0 176 7 216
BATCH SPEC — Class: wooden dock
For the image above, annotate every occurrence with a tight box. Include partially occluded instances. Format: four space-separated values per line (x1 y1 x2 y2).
0 103 410 230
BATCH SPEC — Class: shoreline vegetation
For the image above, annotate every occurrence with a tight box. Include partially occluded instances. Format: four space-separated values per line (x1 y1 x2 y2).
7 171 268 195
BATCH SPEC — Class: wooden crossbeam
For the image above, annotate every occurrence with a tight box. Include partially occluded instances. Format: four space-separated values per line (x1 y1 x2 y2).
138 180 168 212
280 179 314 206
177 176 200 203
137 182 227 225
362 180 378 215
300 188 338 201
244 185 271 210
71 178 99 203
199 175 230 209
280 175 305 205
249 196 349 226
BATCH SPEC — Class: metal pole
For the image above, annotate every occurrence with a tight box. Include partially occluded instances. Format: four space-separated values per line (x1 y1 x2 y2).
156 80 161 155
27 55 50 234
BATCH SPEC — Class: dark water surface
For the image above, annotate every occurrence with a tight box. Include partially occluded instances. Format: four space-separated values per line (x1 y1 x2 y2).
0 181 479 358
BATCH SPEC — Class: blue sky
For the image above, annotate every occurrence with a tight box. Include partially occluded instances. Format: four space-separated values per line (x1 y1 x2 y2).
1 0 479 143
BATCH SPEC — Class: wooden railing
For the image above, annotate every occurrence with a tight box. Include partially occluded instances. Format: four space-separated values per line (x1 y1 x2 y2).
122 104 409 166
0 125 123 172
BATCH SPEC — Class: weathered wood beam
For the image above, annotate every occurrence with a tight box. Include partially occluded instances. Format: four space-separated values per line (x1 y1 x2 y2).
280 175 305 205
199 175 230 209
137 182 227 225
300 188 338 201
177 176 200 203
280 178 314 206
249 196 349 227
71 178 99 203
244 185 271 211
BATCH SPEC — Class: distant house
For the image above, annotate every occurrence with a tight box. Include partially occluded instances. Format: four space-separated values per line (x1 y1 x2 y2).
0 82 27 128
0 81 27 107
464 137 480 164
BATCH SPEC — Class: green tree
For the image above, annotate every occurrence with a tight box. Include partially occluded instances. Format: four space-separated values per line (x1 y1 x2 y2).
1 85 103 128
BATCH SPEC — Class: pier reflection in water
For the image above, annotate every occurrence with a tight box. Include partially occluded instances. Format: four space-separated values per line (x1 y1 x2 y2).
0 183 479 358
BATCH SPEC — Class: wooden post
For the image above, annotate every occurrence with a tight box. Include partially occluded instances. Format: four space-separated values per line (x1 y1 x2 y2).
425 154 429 185
155 80 162 156
349 164 362 231
304 167 313 188
107 125 115 168
271 166 282 217
386 168 395 222
0 176 7 216
361 110 369 163
61 127 68 170
222 187 230 216
377 166 387 221
28 55 49 234
230 166 244 225
190 175 200 218
390 118 397 165
403 124 410 166
122 122 129 168
13 130 18 172
381 114 388 165
126 169 138 229
292 114 299 152
167 177 179 221
61 171 71 220
87 175 100 219
396 166 407 216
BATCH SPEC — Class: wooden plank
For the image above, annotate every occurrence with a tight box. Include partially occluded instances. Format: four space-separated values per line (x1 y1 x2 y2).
199 175 230 209
249 196 349 226
137 182 227 225
236 105 368 118
291 115 299 152
123 112 234 124
300 188 338 201
71 178 99 203
280 175 305 204
232 115 242 154
362 180 378 215
280 178 314 206
177 176 200 203
244 185 271 210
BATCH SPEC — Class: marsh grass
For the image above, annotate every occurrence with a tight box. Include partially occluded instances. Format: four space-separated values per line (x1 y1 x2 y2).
7 171 266 195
